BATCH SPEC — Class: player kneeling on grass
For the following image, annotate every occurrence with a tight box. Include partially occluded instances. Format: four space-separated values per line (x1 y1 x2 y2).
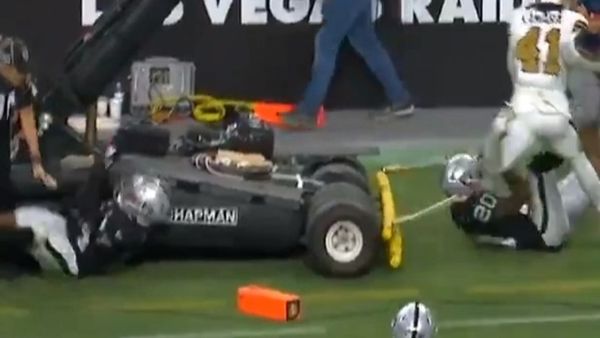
443 153 589 251
0 161 171 277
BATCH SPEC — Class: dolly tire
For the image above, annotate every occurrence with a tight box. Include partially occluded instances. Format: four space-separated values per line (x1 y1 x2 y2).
311 163 370 193
304 182 379 278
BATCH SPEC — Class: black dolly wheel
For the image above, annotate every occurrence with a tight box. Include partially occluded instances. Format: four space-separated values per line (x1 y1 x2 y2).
304 182 379 278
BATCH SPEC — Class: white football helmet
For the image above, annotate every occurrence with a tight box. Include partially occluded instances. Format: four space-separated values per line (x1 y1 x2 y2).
116 174 171 226
391 302 436 338
441 153 481 197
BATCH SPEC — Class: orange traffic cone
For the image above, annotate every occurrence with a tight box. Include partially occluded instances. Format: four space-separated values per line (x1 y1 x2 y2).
253 102 326 129
237 285 301 322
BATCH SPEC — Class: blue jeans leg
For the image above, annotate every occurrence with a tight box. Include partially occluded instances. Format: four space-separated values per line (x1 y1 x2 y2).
296 0 364 117
347 4 410 105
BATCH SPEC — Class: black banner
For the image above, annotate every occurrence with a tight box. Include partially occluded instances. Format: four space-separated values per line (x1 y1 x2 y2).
1 0 518 108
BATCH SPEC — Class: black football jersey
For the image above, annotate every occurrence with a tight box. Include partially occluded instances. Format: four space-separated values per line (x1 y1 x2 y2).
0 77 33 167
63 162 148 277
451 192 550 251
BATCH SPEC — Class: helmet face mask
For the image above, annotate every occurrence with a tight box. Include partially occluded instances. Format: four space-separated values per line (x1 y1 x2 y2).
116 175 171 226
441 153 481 197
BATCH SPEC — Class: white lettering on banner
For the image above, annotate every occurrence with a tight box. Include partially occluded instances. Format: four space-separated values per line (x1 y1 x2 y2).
81 0 184 26
216 0 381 25
401 0 435 23
500 0 516 22
272 0 311 24
438 0 479 23
481 0 496 22
165 3 185 25
400 0 530 24
80 0 528 26
308 0 324 23
81 0 382 26
204 0 235 25
241 0 269 24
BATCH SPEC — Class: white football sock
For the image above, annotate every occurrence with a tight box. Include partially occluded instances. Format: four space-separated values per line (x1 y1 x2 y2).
559 172 592 228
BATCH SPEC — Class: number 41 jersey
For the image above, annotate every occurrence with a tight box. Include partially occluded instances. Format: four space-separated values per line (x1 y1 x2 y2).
507 4 589 95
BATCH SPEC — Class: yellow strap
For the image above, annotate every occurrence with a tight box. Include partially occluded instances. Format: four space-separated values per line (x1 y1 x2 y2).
375 170 403 269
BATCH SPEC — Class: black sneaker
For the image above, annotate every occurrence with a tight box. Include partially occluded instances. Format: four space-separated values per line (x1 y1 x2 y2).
280 112 318 130
371 100 415 120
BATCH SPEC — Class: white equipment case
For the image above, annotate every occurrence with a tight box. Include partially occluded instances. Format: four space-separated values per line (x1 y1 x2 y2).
130 57 196 115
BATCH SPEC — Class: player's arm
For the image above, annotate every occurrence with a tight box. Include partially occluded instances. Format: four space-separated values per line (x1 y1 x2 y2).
580 127 600 176
15 85 41 164
561 13 600 70
16 83 58 189
501 170 531 215
506 42 517 83
505 9 522 82
562 7 600 176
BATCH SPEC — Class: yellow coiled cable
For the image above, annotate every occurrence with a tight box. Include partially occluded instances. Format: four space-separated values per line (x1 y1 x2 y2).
150 94 254 124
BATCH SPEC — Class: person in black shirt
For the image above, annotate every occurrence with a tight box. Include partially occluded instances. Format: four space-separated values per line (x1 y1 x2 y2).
0 36 56 206
0 36 57 273
0 36 56 207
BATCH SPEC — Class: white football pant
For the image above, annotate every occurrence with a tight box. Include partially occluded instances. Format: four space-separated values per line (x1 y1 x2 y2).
528 171 571 247
559 172 592 228
15 206 79 276
483 97 600 213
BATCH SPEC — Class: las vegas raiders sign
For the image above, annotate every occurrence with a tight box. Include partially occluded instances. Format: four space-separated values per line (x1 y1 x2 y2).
170 207 239 226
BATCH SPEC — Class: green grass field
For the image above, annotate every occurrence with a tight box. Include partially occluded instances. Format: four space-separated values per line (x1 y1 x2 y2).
0 149 597 338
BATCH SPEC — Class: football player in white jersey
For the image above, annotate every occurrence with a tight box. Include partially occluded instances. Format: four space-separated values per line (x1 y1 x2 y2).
482 0 600 214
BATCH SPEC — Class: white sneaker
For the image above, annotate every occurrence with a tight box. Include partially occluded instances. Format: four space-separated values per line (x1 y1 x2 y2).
46 233 79 276
29 241 62 272
16 206 79 276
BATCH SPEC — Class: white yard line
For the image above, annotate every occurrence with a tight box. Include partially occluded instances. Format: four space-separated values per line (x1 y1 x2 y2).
121 312 600 338
440 312 600 329
122 325 327 338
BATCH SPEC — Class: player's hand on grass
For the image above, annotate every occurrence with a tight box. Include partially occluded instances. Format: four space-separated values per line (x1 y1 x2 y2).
33 163 58 190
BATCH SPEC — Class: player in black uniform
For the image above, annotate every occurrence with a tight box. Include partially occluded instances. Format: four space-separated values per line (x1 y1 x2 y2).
64 159 166 277
21 155 171 277
443 153 584 252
